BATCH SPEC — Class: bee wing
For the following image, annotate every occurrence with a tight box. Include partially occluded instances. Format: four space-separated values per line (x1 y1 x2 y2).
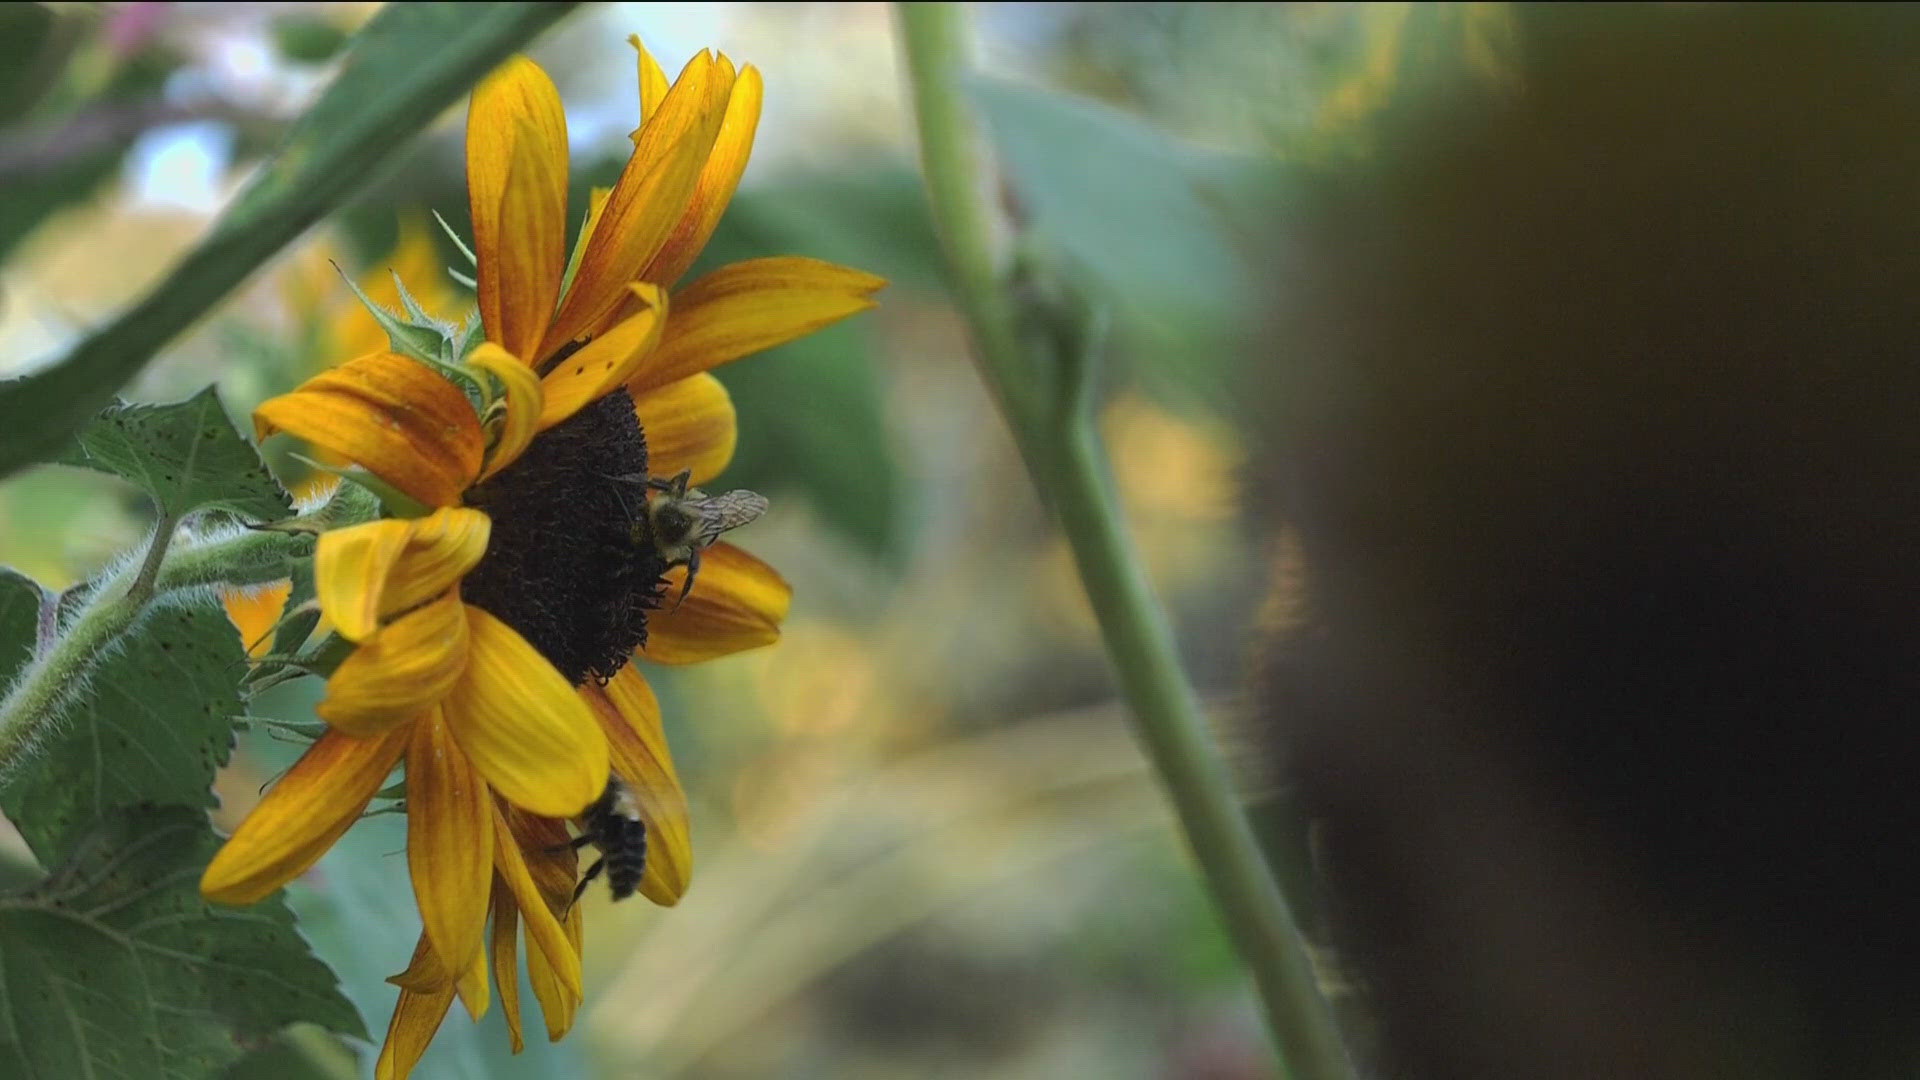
693 489 770 546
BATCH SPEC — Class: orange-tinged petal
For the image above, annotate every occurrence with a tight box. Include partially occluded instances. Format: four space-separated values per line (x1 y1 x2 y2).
255 352 484 508
316 592 469 736
631 35 669 128
456 933 491 1022
632 372 737 487
223 580 291 658
315 517 413 642
406 707 495 986
535 284 666 430
641 541 791 664
632 257 886 392
467 343 545 480
374 976 457 1080
378 507 493 618
492 800 582 1004
445 606 610 817
642 64 762 288
583 669 691 904
491 879 524 1054
201 726 408 904
526 904 583 1041
559 186 613 304
542 51 727 355
468 57 568 361
501 804 579 916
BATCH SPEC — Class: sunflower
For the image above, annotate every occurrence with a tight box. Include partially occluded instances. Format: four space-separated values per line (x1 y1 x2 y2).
200 39 882 1077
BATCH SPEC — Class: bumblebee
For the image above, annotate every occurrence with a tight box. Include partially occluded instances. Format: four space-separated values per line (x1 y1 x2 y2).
562 775 647 907
629 468 769 609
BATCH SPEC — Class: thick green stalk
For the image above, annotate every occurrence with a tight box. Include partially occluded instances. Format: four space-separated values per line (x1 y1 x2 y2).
0 524 307 785
896 6 1354 1078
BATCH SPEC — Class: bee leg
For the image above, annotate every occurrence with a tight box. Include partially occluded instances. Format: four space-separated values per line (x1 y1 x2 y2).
645 468 692 498
670 547 701 613
568 856 606 913
545 833 597 855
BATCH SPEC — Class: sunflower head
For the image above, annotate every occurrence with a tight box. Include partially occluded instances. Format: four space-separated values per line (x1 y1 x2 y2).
203 36 883 1080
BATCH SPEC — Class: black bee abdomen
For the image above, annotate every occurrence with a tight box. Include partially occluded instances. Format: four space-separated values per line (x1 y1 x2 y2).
580 776 648 902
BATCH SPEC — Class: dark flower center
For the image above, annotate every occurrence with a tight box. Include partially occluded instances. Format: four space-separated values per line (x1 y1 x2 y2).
462 388 671 685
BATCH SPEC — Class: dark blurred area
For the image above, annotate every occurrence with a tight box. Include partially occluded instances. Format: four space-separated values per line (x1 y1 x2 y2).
1254 5 1920 1077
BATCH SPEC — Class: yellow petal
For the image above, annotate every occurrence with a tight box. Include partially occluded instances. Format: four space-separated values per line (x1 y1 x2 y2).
377 507 494 618
201 726 408 904
491 800 582 1007
456 934 491 1022
501 803 579 916
542 51 728 356
631 35 670 128
406 707 495 987
445 605 610 817
317 592 470 736
526 904 583 1041
374 976 457 1080
632 372 737 487
535 284 667 430
468 57 568 361
632 257 886 393
223 580 291 658
490 879 524 1054
641 541 791 664
467 343 545 481
642 64 762 288
582 668 691 904
315 517 413 643
256 352 485 508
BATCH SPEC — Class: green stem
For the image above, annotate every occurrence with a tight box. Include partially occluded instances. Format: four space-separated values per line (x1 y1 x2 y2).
897 6 1354 1078
0 523 306 786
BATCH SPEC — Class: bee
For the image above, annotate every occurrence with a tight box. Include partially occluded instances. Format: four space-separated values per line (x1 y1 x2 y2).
560 775 647 907
632 468 770 609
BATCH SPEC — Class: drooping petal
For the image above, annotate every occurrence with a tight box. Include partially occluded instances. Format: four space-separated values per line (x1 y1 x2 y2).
641 63 763 287
526 904 583 1041
405 707 495 986
501 804 579 915
631 35 669 127
374 973 457 1080
255 352 485 508
641 541 791 664
535 284 666 430
316 592 470 736
491 799 582 1008
468 57 569 361
455 935 491 1022
315 517 414 642
631 257 885 393
466 343 545 480
490 879 524 1054
445 605 610 817
376 507 494 619
582 668 691 904
631 372 737 487
541 52 728 356
201 726 408 904
222 580 291 658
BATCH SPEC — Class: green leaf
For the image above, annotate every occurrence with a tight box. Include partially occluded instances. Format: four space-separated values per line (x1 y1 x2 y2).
56 387 290 523
0 568 39 689
716 321 903 563
0 2 579 480
0 806 366 1077
968 76 1263 414
0 604 243 864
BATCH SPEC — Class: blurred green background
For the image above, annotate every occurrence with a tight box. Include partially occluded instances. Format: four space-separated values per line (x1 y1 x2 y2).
0 3 1440 1076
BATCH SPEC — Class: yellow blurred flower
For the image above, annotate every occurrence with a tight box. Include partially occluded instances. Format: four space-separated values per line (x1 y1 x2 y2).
200 38 882 1077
